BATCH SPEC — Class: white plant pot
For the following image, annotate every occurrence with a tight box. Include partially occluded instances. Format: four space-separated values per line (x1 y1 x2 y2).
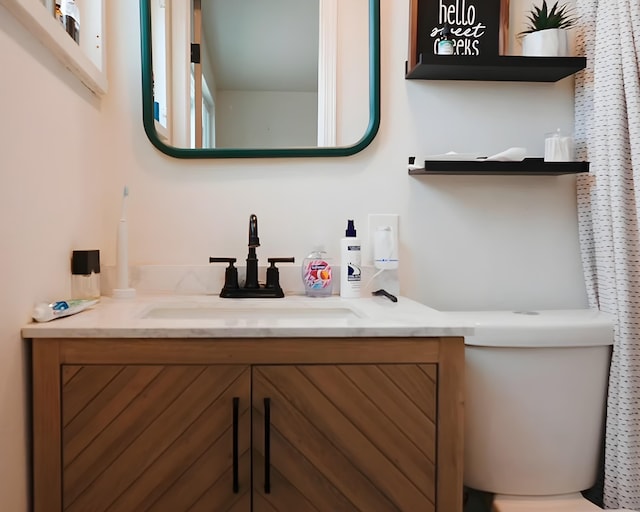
522 28 569 57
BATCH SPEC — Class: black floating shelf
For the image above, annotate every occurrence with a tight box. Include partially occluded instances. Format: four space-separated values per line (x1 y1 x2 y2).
409 158 589 176
405 55 587 82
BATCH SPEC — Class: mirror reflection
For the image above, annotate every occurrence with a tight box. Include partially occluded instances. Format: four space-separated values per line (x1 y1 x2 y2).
141 0 380 158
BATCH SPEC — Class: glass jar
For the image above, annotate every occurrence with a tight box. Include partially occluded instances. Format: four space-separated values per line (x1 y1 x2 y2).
71 250 100 299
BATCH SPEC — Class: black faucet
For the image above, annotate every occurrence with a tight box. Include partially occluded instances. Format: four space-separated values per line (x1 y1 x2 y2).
245 214 260 289
209 214 294 298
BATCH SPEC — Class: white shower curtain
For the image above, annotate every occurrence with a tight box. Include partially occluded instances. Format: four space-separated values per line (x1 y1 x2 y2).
575 0 640 509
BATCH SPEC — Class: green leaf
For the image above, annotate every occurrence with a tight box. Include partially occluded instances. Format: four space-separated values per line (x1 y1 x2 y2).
519 0 577 35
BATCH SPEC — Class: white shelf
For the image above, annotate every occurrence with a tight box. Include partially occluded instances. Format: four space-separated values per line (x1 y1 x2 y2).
0 0 107 96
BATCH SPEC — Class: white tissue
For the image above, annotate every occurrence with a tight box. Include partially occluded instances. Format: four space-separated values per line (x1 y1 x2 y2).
410 147 528 169
484 147 527 162
423 151 484 161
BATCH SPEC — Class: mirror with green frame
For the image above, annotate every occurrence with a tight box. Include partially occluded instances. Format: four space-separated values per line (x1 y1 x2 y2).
140 0 380 158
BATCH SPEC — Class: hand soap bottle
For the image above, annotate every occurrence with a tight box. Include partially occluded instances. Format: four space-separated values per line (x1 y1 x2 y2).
301 246 333 297
340 220 361 298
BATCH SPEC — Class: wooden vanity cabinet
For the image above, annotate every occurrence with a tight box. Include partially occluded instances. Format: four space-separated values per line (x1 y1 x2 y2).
30 337 464 512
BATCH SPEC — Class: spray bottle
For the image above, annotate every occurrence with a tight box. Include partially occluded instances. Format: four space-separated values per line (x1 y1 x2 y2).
340 220 361 298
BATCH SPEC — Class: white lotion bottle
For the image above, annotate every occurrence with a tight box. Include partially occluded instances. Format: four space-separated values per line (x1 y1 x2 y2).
340 220 362 298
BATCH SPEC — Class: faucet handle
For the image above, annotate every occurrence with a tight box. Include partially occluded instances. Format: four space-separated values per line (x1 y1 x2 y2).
267 257 295 265
209 257 237 264
265 257 295 290
209 257 239 292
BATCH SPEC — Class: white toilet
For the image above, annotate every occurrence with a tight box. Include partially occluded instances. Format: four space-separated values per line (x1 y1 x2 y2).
445 309 636 512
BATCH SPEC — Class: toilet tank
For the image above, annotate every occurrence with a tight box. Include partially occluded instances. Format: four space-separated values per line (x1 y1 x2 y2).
455 309 614 496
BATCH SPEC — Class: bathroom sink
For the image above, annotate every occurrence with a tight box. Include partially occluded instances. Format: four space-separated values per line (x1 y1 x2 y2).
141 303 363 321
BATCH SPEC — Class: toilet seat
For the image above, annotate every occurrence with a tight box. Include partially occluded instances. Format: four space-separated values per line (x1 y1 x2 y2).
492 493 638 512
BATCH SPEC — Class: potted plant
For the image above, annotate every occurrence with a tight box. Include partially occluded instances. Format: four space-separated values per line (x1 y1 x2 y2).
520 0 577 57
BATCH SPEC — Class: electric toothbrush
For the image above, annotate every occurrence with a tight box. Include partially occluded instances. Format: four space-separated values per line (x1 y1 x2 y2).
113 186 136 299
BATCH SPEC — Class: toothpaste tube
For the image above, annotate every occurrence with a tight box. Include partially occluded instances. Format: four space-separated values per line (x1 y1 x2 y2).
32 299 99 323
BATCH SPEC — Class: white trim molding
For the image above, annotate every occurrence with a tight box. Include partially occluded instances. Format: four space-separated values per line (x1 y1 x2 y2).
317 0 337 147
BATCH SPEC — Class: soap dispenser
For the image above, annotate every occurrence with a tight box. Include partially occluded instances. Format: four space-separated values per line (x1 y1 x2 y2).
301 246 333 297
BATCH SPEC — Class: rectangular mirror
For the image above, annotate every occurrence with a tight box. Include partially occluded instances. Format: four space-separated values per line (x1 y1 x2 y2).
140 0 380 158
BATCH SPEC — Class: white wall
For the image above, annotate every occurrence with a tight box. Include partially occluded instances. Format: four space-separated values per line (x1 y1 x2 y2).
0 0 588 509
216 90 318 148
103 0 585 310
0 4 109 510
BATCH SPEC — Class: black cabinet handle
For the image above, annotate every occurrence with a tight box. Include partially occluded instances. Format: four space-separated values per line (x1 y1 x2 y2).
264 397 271 494
232 397 239 493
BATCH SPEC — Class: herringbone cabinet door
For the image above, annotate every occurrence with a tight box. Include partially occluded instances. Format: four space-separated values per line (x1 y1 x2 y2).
252 364 437 512
61 364 251 512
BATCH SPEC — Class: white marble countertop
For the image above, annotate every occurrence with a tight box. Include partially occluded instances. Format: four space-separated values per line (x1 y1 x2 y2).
21 293 475 339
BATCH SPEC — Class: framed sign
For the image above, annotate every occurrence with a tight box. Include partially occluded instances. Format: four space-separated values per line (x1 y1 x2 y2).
412 0 509 60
